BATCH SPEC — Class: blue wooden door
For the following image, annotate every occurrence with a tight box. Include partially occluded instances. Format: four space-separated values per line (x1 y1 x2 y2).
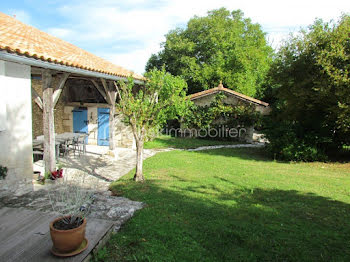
73 108 88 143
98 108 110 146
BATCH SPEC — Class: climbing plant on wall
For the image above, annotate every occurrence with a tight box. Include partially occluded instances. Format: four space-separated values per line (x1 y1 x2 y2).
182 94 261 139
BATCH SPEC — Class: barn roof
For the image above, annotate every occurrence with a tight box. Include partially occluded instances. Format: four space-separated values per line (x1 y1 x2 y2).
189 82 269 107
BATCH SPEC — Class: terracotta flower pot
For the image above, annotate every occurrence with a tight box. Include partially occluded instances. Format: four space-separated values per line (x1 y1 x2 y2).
50 216 87 254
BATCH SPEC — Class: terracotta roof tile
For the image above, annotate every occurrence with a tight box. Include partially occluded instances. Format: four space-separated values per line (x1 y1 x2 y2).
189 82 269 107
0 12 144 80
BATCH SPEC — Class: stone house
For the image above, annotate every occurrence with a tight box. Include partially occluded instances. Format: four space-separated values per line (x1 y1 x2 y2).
188 82 270 142
0 12 143 181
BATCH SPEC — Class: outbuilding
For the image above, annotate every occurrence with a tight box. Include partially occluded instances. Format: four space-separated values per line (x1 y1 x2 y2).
188 82 270 142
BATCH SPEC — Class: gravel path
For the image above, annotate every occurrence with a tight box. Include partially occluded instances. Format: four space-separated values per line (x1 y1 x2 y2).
187 143 265 151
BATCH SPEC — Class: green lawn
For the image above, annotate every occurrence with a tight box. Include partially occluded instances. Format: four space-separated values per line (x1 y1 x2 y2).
95 148 350 262
144 135 242 149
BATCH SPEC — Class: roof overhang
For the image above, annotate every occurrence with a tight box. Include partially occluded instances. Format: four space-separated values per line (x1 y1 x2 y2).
0 51 144 85
189 87 269 107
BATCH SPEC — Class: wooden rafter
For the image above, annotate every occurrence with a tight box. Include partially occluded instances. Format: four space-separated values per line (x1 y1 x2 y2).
91 79 108 103
31 87 43 110
53 73 70 107
108 81 117 104
101 78 112 104
114 81 122 100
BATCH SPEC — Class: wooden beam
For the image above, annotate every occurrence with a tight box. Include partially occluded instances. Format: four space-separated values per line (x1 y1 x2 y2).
107 81 117 103
101 78 112 104
109 102 116 150
106 81 117 150
114 81 122 100
42 69 56 173
91 80 108 103
31 87 43 110
53 73 70 107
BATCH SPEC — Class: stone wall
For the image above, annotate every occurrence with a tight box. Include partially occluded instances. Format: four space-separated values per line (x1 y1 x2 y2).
62 106 74 133
114 114 135 148
31 76 68 138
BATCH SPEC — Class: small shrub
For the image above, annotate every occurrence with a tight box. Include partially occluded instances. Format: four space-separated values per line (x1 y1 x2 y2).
48 176 95 228
0 165 8 179
263 120 328 162
278 142 327 162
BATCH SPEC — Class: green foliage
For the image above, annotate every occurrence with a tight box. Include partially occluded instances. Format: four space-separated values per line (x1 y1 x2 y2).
56 162 64 170
116 68 189 180
146 8 273 96
92 247 109 262
183 94 261 130
263 15 350 161
116 68 189 140
44 172 51 180
264 120 328 161
0 165 8 179
37 172 51 185
102 148 350 261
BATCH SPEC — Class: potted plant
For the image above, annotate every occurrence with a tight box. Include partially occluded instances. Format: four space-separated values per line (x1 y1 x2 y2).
48 178 94 257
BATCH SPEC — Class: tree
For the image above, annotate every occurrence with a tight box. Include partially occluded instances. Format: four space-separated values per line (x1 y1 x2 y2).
115 69 188 181
146 8 272 97
263 15 350 161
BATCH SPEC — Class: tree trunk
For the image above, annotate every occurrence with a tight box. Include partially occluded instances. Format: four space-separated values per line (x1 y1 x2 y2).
134 139 145 182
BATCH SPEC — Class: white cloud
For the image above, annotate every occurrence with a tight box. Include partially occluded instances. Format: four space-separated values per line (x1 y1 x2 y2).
102 48 156 76
47 28 74 39
45 0 350 74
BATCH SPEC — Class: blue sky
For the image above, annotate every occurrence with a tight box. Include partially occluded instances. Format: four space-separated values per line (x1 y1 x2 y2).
1 0 349 74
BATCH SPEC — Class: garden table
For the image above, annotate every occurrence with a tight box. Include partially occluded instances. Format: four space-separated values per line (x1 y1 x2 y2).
33 132 87 157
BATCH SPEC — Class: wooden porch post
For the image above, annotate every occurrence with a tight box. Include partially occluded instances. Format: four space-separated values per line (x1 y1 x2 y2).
108 81 117 150
42 70 56 173
109 95 116 150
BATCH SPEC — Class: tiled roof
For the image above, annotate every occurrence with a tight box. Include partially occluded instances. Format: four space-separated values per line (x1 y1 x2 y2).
189 82 269 107
0 12 144 80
